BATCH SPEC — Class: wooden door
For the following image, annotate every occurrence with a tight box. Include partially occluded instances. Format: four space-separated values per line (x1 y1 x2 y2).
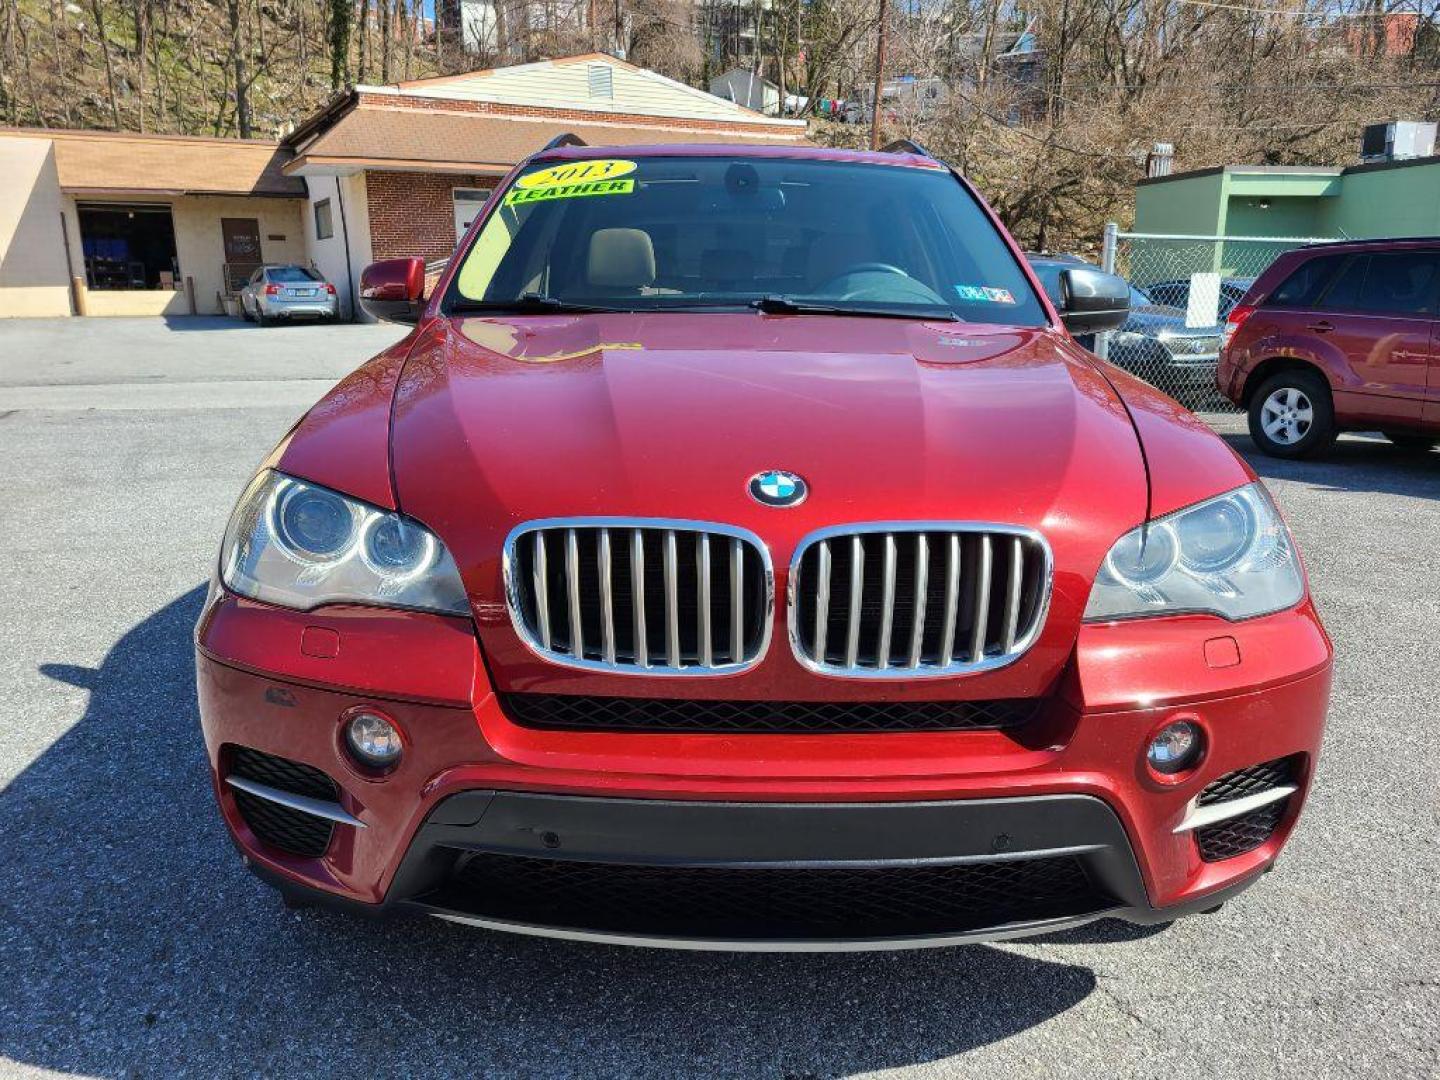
221 218 262 290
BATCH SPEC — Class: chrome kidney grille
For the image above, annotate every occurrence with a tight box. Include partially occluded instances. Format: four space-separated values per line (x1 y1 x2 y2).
789 525 1052 677
504 519 773 674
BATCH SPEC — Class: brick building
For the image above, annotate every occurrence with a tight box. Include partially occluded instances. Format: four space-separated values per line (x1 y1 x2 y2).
0 53 806 320
281 53 808 319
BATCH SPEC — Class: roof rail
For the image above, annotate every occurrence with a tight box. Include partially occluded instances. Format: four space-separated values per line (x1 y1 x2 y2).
539 133 587 152
879 138 936 160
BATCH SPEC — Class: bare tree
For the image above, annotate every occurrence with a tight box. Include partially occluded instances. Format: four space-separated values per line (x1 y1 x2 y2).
628 0 703 82
357 0 370 82
330 0 353 89
88 0 124 128
227 0 254 137
381 0 393 82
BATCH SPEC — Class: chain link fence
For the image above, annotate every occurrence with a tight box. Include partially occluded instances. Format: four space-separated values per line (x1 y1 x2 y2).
1096 227 1332 413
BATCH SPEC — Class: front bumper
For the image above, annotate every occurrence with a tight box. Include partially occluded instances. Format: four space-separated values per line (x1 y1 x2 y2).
1108 339 1219 384
196 591 1331 949
244 790 1270 950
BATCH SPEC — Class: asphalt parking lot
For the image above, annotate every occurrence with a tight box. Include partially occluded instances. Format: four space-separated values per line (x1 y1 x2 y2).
2 316 1437 1079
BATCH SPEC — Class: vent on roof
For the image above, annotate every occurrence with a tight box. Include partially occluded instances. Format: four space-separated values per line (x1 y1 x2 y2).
588 64 614 100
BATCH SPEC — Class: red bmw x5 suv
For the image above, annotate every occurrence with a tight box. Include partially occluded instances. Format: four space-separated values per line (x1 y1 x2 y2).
196 141 1333 950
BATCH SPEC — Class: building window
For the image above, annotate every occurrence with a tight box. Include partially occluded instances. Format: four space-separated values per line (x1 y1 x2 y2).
453 187 493 243
77 203 178 291
314 198 334 240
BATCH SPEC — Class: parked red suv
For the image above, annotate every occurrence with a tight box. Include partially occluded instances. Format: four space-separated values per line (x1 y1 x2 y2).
1218 237 1440 457
196 140 1332 949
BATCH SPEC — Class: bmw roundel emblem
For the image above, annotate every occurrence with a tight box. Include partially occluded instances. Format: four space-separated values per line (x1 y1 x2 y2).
748 469 808 508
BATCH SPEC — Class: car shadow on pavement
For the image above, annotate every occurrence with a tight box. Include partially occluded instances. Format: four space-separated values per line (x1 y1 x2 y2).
159 315 254 332
1225 434 1440 501
5 587 1104 1077
160 316 351 333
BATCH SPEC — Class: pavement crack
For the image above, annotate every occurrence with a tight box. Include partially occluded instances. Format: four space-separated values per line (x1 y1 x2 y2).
1092 974 1164 1035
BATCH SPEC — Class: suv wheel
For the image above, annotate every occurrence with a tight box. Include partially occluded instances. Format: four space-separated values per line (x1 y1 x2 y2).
1248 371 1337 459
1382 432 1437 453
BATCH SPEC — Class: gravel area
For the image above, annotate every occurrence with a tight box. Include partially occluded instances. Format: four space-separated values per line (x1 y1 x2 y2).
1 318 1436 1079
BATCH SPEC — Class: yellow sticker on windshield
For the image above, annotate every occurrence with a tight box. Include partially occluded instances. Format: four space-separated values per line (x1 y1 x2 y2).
504 177 634 206
506 159 638 204
516 159 638 190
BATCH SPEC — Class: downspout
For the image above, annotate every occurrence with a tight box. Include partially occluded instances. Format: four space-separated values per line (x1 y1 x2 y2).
335 174 357 323
58 211 79 316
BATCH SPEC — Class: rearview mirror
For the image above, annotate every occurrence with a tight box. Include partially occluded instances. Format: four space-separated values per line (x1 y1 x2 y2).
1057 267 1129 336
359 257 426 324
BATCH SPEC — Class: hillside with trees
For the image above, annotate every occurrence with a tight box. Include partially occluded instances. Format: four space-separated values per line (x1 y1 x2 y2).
1 0 1436 247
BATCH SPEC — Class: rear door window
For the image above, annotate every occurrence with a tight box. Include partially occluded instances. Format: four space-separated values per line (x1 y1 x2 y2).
1317 256 1368 311
1267 254 1344 307
267 266 321 283
1352 251 1440 316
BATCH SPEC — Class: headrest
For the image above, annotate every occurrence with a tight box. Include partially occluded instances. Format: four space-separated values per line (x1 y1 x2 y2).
586 228 656 289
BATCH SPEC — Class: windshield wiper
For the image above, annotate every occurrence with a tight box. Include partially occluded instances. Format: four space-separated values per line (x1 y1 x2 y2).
749 295 958 321
450 292 628 315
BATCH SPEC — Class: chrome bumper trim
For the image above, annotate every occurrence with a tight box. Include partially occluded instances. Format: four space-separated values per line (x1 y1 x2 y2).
429 909 1113 952
225 775 366 828
1173 784 1296 834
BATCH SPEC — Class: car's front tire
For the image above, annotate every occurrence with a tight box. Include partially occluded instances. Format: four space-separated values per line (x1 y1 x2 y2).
1248 371 1337 459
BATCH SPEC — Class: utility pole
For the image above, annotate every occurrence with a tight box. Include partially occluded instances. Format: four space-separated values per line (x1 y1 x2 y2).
868 0 887 150
752 0 762 74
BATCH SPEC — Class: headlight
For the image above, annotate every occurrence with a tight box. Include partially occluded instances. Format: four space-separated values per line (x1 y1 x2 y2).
1085 483 1304 621
219 470 469 615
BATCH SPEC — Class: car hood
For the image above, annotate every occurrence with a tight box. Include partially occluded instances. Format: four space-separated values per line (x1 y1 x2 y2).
1123 304 1223 335
388 313 1151 697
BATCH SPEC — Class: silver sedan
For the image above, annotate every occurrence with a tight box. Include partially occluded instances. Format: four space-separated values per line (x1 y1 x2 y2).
239 265 339 326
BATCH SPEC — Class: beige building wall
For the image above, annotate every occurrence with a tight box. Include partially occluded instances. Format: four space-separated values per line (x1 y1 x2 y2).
341 173 373 321
0 135 74 318
175 195 306 315
303 172 372 321
57 193 306 316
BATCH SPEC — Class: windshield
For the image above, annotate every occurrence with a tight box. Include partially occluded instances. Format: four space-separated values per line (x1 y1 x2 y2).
267 266 320 283
446 155 1048 325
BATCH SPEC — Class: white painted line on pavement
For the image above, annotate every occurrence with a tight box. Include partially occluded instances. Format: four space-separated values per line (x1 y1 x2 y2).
2 380 340 412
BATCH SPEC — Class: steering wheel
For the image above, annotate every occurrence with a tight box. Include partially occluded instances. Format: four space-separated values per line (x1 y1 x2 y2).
833 261 908 279
816 262 944 305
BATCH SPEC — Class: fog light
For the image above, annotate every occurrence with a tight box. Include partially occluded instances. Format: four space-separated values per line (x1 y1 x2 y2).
1147 720 1202 775
345 710 402 768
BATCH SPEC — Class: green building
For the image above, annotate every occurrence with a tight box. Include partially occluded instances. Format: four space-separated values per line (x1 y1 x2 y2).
1114 155 1440 294
1134 156 1440 241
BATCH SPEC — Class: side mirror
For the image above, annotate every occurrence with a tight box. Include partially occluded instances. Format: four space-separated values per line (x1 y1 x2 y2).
1057 267 1129 336
359 257 426 324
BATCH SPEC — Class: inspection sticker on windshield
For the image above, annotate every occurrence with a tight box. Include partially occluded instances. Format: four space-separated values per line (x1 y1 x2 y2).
955 284 1016 304
505 159 638 206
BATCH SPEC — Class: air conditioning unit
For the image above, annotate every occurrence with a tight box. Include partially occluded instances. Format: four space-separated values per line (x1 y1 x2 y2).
1360 121 1437 163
